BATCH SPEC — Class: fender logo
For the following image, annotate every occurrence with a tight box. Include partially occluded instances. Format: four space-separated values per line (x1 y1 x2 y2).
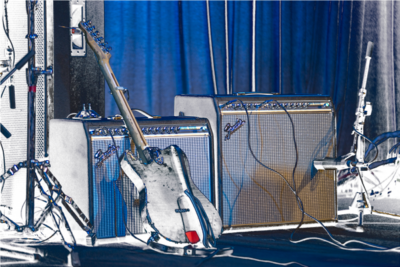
224 119 246 141
95 144 119 168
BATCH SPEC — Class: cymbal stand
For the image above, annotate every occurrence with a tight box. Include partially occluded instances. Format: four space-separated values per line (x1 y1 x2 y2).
25 0 52 231
1 160 95 266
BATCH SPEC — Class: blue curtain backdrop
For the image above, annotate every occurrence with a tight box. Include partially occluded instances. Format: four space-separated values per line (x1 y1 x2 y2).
104 1 399 156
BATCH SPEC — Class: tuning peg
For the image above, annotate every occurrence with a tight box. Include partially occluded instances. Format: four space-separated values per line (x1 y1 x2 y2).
96 37 104 42
87 20 92 26
94 31 100 36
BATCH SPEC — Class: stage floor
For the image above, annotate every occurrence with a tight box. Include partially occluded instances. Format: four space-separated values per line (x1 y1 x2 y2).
1 214 399 267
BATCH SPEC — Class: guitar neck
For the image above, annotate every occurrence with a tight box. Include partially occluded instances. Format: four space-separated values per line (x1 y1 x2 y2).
98 57 149 162
78 21 149 163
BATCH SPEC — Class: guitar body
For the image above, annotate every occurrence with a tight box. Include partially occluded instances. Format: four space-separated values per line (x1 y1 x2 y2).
121 145 222 248
79 21 223 251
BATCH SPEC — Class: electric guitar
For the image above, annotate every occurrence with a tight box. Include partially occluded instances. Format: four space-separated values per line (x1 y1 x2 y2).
79 21 222 251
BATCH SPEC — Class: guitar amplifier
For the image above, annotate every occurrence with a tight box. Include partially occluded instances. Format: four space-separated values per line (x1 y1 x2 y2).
49 116 214 239
175 95 337 229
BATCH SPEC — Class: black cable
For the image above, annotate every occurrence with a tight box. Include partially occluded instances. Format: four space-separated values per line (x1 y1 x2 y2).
107 129 147 245
195 248 220 267
1 3 15 69
1 86 6 97
0 140 5 174
225 99 389 251
230 255 308 267
353 127 379 162
65 112 78 119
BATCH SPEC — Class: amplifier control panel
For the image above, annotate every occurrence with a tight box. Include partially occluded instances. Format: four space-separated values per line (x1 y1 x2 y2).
218 100 333 115
88 125 209 138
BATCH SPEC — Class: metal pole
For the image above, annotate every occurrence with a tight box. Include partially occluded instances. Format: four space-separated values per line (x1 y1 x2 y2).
25 0 37 230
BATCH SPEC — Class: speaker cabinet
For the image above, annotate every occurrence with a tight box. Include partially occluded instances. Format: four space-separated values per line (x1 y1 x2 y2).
175 95 337 229
49 116 214 239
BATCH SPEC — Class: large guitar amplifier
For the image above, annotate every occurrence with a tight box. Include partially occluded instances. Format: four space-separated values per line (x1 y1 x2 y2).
49 116 214 240
175 95 337 229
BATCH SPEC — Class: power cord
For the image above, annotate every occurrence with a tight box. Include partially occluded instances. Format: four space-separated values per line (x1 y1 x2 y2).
104 127 314 267
225 99 400 253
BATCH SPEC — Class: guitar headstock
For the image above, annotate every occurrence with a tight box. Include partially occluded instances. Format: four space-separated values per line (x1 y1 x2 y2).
78 20 112 61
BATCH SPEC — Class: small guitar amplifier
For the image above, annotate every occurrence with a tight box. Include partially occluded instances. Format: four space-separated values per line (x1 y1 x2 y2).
49 116 214 240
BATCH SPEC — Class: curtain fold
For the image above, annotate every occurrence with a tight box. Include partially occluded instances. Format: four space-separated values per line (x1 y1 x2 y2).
104 1 399 155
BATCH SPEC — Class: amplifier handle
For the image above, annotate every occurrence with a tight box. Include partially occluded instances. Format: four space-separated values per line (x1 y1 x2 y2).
131 108 161 119
235 92 279 96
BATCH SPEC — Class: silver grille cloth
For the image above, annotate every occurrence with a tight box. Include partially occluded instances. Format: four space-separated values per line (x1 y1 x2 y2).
221 113 336 227
89 134 212 237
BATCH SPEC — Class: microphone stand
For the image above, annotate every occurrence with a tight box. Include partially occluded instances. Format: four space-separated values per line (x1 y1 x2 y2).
339 42 373 231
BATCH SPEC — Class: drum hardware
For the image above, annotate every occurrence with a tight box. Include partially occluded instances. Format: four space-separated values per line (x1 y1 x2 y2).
0 5 72 258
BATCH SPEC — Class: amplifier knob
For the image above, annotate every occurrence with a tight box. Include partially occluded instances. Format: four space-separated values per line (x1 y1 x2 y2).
170 126 180 134
156 127 164 134
117 128 124 135
89 129 95 135
142 128 150 134
284 103 288 108
109 129 116 135
150 127 157 134
248 103 254 109
164 127 171 134
301 103 306 108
